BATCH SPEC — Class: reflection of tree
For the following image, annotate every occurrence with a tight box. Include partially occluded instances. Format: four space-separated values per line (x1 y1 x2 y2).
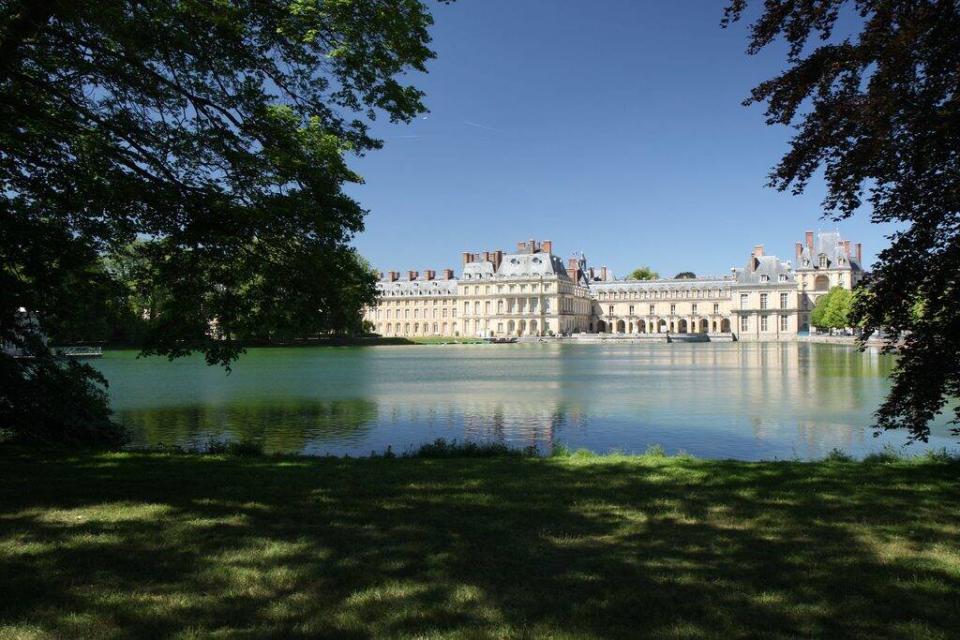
119 399 378 453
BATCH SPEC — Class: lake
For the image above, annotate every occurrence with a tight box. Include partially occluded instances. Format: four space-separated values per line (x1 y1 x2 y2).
94 342 959 460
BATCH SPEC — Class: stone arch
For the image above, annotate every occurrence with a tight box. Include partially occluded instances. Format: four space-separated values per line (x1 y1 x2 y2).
700 318 709 333
657 319 667 333
678 319 688 334
596 320 606 333
720 318 731 333
616 319 626 333
814 274 830 291
518 320 526 336
529 319 538 336
507 320 515 335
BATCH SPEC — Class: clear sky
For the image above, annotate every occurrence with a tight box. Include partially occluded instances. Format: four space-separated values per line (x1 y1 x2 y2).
344 0 891 279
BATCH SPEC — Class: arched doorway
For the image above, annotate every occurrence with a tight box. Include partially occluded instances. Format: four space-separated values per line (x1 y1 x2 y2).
700 319 709 333
678 319 688 334
657 319 666 333
638 322 646 334
596 320 606 333
815 274 830 291
720 318 731 333
507 320 515 335
517 320 526 336
616 319 626 333
529 320 538 336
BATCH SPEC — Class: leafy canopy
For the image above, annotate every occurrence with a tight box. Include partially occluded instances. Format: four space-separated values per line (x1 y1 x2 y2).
809 286 854 330
0 0 444 443
724 1 960 441
628 266 659 281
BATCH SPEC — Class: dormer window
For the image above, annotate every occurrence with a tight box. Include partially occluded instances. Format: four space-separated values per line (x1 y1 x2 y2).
779 274 788 282
819 255 828 268
760 275 769 283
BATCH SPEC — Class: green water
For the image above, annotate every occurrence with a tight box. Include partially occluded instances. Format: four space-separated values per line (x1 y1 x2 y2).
94 342 958 459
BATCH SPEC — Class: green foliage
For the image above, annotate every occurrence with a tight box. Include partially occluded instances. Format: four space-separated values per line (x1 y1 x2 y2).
862 445 902 464
628 266 659 280
0 356 127 447
724 1 960 441
408 438 533 459
673 271 696 280
824 448 853 463
1 0 442 443
810 286 854 330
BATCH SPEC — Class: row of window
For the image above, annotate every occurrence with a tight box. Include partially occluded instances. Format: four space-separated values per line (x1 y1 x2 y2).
607 303 723 316
739 315 790 332
461 283 554 295
372 307 456 320
740 293 792 310
596 288 727 301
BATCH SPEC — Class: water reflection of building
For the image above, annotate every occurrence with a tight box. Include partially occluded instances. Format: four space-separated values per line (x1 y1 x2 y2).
364 230 863 342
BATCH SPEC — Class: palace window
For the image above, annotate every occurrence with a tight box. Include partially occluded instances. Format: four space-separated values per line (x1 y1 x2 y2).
649 304 655 315
740 294 748 309
608 305 614 315
670 304 676 315
692 303 697 314
740 316 749 331
713 303 719 314
780 315 789 331
780 293 788 308
760 316 768 331
629 305 634 315
819 255 828 268
760 294 768 310
760 275 769 283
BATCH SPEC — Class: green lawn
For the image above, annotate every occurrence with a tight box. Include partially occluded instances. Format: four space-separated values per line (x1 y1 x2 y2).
1 450 958 639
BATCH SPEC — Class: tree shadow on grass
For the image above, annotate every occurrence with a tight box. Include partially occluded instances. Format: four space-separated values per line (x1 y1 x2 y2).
0 452 958 639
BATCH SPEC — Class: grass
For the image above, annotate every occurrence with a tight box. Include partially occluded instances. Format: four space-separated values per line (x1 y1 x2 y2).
1 448 959 639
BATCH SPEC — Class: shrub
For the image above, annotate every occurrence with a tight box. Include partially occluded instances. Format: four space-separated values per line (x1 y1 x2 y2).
644 444 667 458
408 438 527 459
824 448 853 462
862 445 900 464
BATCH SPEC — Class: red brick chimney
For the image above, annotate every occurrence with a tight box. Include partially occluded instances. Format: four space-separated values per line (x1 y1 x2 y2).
492 250 503 270
855 243 862 264
461 252 472 268
795 242 803 261
442 268 454 280
424 270 436 280
753 244 764 257
542 240 553 255
516 241 527 252
805 231 814 253
407 270 418 281
388 271 399 282
843 240 851 257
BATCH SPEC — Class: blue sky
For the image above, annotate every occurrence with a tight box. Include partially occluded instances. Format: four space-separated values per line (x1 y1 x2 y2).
344 0 891 278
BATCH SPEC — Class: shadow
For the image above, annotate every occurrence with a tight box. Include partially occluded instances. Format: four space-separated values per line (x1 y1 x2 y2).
0 451 958 638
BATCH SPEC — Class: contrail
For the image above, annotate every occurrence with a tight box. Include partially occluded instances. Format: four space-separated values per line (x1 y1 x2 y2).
463 120 501 132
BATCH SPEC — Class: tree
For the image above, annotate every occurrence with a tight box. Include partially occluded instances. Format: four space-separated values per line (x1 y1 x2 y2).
628 267 659 280
810 286 853 331
723 1 960 441
674 272 696 280
1 0 443 443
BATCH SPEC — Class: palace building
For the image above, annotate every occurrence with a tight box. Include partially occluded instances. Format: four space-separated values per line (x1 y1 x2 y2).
362 230 863 342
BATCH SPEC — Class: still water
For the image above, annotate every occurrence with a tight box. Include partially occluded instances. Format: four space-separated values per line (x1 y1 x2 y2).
95 342 959 460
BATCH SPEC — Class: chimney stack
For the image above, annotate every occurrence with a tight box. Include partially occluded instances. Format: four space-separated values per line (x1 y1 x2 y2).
442 268 454 280
492 250 503 271
599 266 608 281
542 240 553 255
407 270 418 281
843 240 851 257
805 231 814 253
753 244 765 258
388 271 399 282
795 242 803 261
424 269 436 280
461 252 472 268
855 243 862 264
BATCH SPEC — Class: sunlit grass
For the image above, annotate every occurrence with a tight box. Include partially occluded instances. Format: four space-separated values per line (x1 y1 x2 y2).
0 449 958 639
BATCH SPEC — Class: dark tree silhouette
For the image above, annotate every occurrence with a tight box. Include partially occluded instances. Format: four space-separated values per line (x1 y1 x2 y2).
724 1 960 441
0 0 443 443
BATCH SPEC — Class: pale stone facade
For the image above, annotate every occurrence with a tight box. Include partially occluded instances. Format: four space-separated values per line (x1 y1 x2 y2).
362 231 863 342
